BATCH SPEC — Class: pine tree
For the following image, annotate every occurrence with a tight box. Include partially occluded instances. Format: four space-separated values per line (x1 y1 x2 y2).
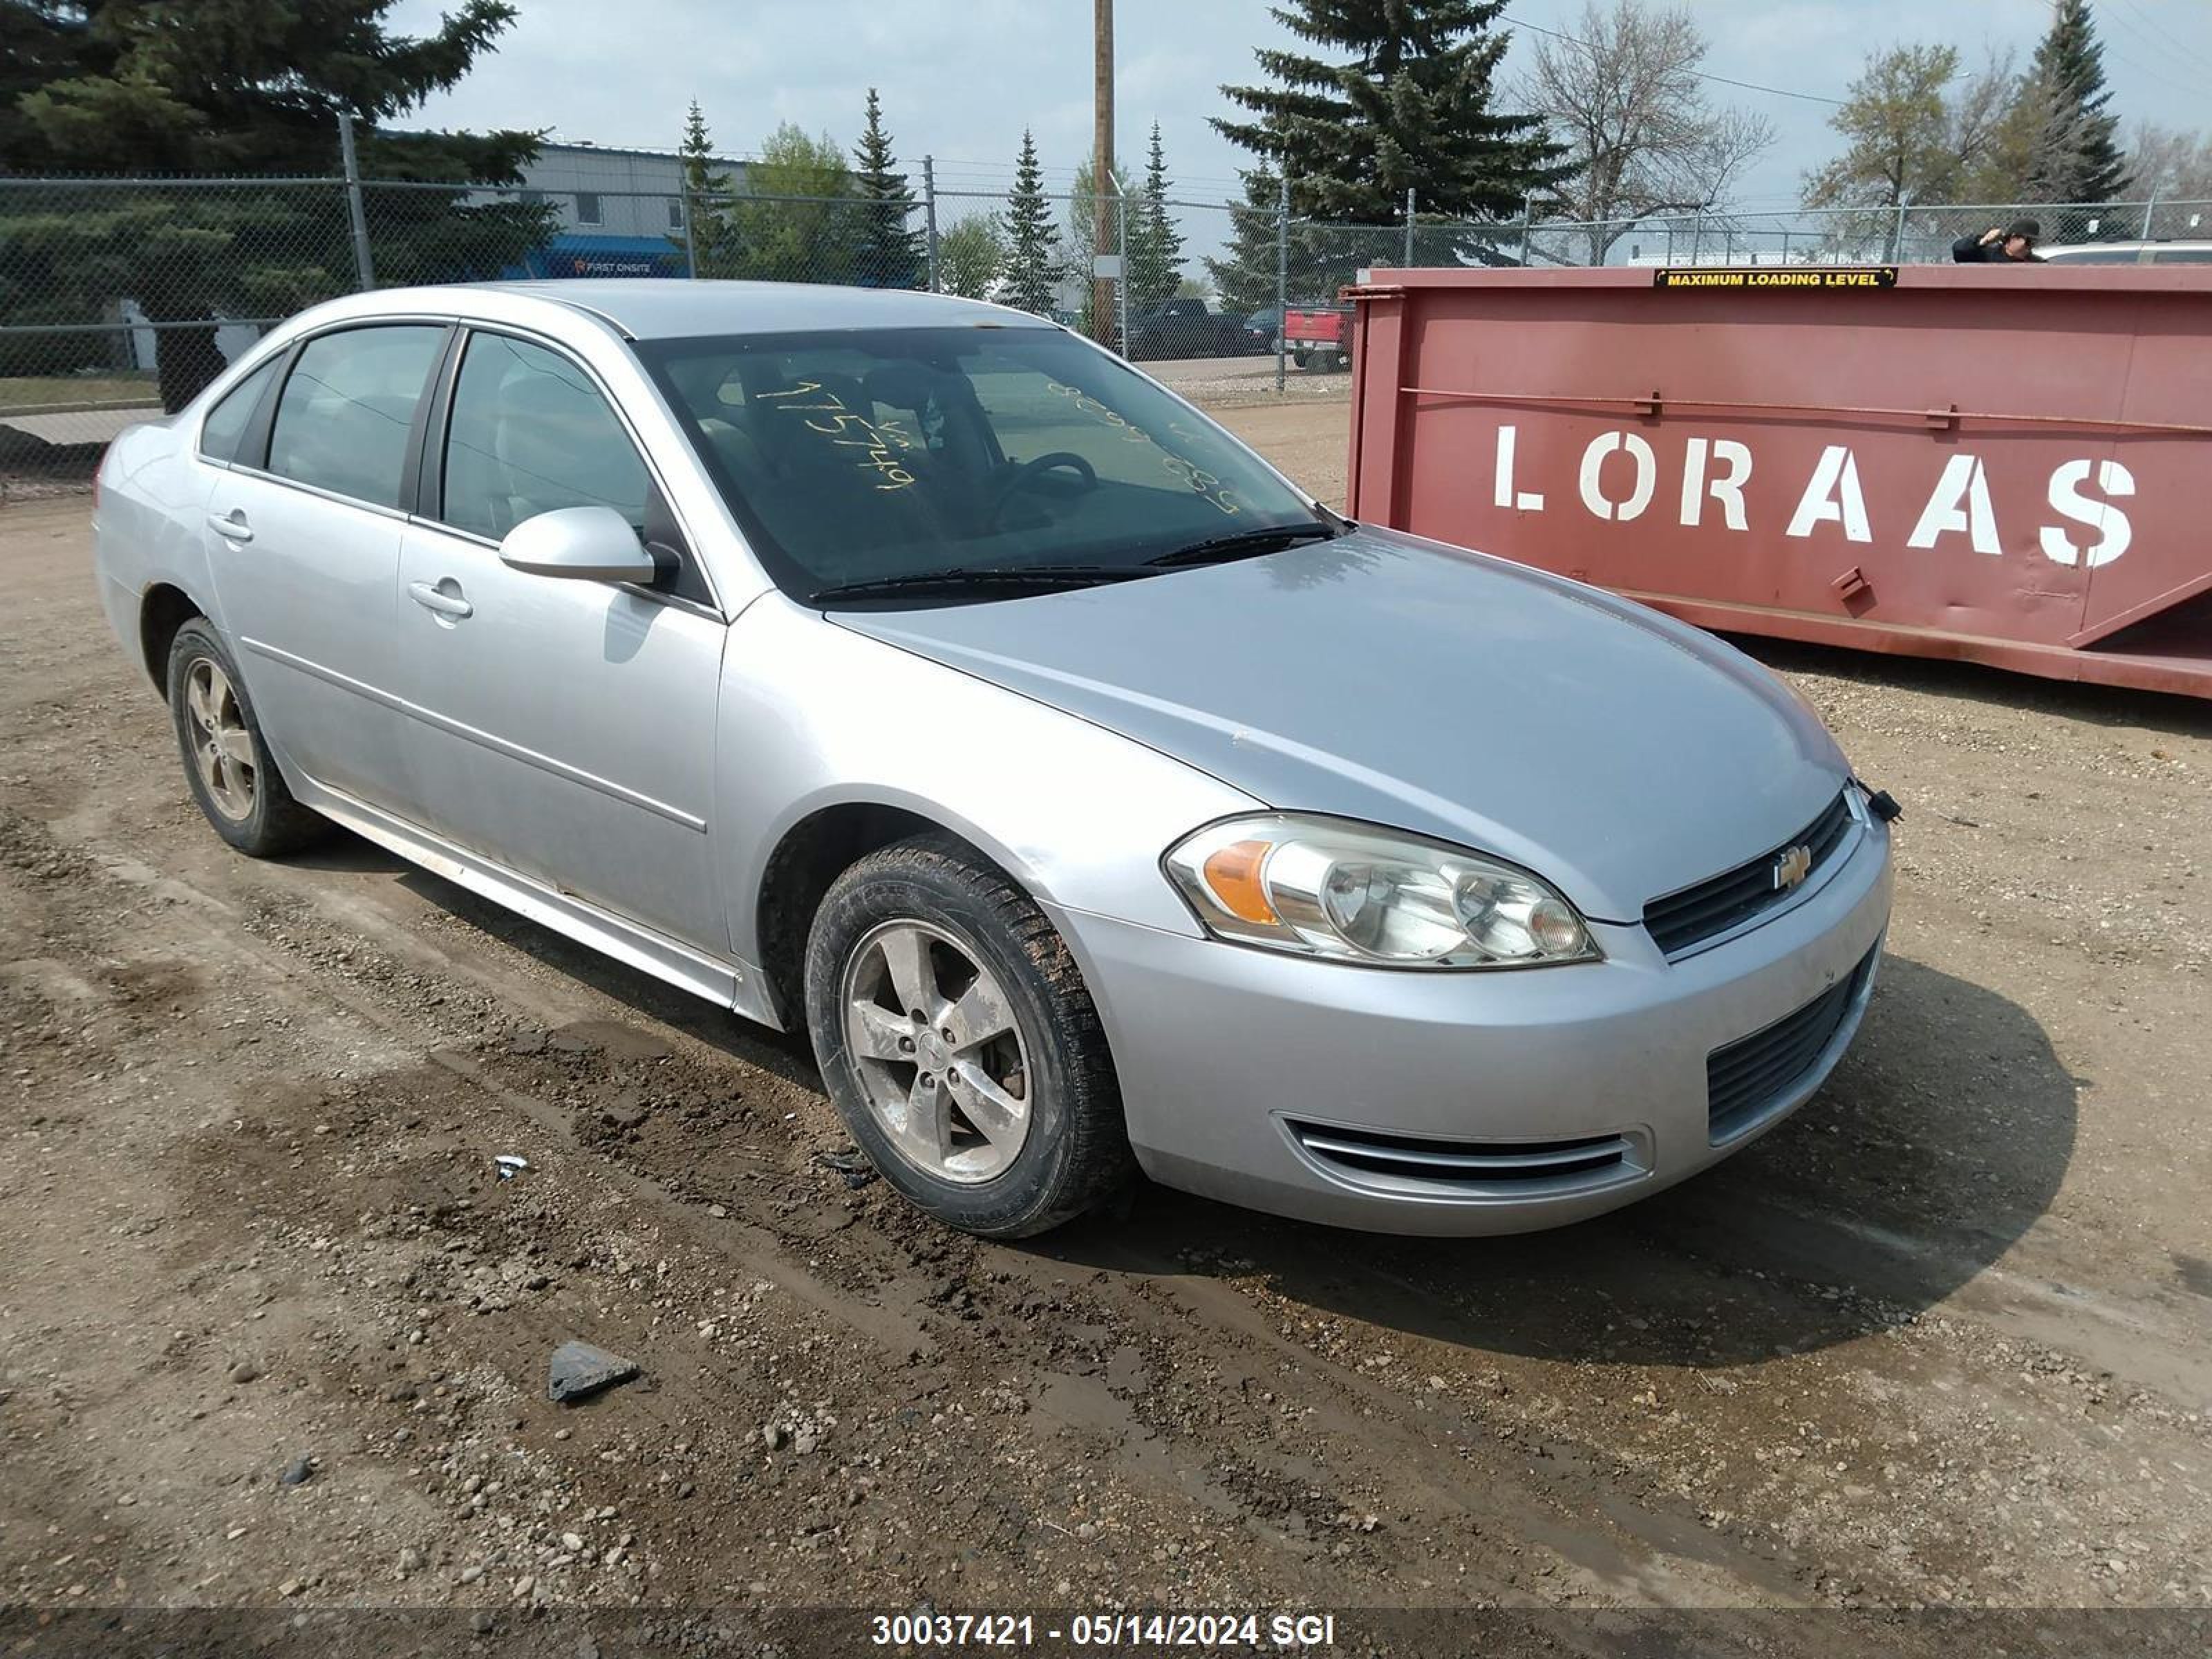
1213 0 1574 225
673 100 744 277
1000 129 1063 317
1204 162 1284 315
1125 122 1185 312
2023 0 2126 203
1 0 550 411
851 88 923 289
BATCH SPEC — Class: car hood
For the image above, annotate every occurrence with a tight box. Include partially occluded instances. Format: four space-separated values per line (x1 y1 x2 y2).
832 527 1848 921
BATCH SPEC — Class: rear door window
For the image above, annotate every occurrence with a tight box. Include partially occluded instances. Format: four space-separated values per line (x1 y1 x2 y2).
266 325 447 507
198 356 281 464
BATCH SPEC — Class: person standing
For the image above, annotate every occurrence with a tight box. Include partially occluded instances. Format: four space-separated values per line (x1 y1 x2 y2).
1953 220 2043 263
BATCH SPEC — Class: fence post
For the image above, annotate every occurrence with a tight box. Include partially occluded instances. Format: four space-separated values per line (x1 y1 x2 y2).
1519 192 1533 266
922 156 939 293
1114 185 1130 355
1403 187 1415 268
336 111 376 290
2141 189 2157 239
1891 200 1908 262
1275 174 1289 396
677 183 699 279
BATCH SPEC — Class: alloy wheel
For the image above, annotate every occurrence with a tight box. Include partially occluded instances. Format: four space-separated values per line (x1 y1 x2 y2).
184 657 256 821
839 919 1032 1183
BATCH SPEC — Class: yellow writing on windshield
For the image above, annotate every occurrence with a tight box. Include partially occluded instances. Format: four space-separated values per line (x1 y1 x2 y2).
1042 380 1241 517
756 380 917 491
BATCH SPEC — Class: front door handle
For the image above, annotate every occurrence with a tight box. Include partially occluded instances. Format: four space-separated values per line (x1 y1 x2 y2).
406 579 474 620
207 509 253 543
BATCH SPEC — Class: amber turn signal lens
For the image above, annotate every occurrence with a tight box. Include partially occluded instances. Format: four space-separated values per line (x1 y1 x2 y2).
1201 839 1278 925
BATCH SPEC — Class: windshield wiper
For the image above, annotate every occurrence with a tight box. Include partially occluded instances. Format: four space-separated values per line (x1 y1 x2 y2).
805 565 1155 605
1144 521 1341 568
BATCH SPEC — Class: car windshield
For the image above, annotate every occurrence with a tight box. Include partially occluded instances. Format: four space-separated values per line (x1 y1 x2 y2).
637 326 1323 603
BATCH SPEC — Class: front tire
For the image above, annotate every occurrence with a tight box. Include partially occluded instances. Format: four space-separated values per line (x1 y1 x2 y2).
166 619 328 858
804 834 1132 1237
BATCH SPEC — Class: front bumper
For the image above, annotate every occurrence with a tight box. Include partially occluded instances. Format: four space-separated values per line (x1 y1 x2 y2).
1049 810 1892 1235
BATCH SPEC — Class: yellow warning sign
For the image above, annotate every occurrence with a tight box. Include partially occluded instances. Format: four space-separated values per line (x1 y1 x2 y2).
1653 265 1899 290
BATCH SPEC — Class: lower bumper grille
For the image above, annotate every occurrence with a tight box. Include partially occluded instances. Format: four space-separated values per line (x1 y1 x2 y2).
1286 1120 1644 1197
1706 947 1877 1141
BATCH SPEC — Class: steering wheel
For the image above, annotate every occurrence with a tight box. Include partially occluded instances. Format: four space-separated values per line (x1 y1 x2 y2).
988 451 1098 524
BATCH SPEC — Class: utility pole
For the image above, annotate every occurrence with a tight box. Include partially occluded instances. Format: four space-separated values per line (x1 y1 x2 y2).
1094 0 1116 347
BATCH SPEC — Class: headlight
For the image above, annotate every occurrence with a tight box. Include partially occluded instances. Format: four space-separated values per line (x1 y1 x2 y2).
1163 814 1600 969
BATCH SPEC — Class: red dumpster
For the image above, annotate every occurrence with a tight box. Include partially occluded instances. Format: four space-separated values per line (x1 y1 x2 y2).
1343 264 2212 697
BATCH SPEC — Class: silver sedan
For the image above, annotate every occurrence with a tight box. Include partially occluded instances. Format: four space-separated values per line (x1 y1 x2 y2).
93 281 1893 1237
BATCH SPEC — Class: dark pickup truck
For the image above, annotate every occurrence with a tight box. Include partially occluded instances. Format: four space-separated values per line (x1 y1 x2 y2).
1122 298 1252 362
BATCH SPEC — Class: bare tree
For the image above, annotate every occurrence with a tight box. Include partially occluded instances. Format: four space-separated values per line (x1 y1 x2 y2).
2126 122 2212 203
1950 48 2023 193
1943 46 2090 205
1521 0 1776 263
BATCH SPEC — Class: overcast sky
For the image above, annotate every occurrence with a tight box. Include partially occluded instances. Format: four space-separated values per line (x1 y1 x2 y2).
386 0 2212 210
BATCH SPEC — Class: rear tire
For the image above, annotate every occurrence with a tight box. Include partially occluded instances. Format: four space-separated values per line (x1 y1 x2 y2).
166 619 328 858
804 834 1133 1237
1292 350 1310 369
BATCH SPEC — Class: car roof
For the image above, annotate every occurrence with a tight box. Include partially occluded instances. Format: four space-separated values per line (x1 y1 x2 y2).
2043 240 2212 256
301 279 1057 341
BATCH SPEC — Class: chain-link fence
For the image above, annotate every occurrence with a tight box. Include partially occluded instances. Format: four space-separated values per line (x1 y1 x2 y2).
6 166 2207 485
1521 199 2212 270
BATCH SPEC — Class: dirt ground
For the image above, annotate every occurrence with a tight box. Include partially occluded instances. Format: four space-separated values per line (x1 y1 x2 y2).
2 393 2209 1653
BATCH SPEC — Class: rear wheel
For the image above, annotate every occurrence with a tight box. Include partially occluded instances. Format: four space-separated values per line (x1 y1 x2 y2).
165 619 327 857
804 834 1132 1237
1292 350 1310 369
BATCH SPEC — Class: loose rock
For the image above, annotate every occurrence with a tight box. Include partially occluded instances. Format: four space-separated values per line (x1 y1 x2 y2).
546 1340 640 1404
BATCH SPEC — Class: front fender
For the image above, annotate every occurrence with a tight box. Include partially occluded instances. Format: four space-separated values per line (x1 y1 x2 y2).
713 595 1260 966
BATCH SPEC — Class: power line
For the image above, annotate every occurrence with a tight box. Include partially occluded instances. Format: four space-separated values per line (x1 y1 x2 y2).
2093 35 2211 101
1499 8 1847 106
2101 0 2212 82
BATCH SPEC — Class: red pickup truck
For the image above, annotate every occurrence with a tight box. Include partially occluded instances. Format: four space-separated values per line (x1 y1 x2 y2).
1282 304 1354 372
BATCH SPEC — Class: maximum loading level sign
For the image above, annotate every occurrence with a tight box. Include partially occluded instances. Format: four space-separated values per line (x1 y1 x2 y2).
1653 265 1899 290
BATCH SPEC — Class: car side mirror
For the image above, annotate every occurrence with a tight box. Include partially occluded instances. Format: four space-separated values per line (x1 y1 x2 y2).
498 505 662 585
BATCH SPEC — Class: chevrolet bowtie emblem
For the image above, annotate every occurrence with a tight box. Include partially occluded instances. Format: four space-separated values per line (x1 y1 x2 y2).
1772 843 1813 891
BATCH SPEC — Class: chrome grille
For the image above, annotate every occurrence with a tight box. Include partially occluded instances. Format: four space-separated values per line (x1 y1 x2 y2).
1644 791 1854 957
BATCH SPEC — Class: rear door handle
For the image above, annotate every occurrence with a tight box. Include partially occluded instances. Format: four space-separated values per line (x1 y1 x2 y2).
406 579 474 619
207 509 253 543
